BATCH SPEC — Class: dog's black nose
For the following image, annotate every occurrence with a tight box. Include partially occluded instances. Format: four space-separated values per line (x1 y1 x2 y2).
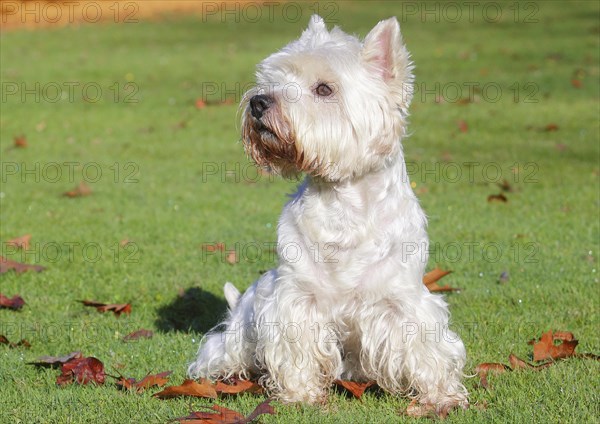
250 94 273 120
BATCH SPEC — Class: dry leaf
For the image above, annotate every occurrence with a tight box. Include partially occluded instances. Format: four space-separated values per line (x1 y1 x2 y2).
508 353 552 371
0 256 46 274
14 135 27 148
116 371 172 392
0 293 26 310
474 362 510 388
487 193 508 203
497 179 513 192
153 378 218 399
457 120 468 133
226 250 238 265
0 335 31 348
215 379 262 395
422 267 460 292
57 357 105 386
571 79 582 88
544 123 559 132
6 234 31 250
80 300 132 317
64 181 92 198
29 351 83 367
173 400 275 424
202 243 225 252
533 330 578 361
334 379 376 399
123 329 154 342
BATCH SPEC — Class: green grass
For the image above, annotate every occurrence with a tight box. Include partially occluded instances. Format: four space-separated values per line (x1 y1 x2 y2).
1 1 599 422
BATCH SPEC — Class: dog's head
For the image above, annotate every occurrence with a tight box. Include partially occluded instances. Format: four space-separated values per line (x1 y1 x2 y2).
241 15 413 181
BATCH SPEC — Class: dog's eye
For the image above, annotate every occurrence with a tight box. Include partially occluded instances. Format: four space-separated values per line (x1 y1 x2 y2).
315 83 333 97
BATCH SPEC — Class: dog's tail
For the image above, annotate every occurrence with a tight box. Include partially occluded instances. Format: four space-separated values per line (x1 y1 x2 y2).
223 282 241 309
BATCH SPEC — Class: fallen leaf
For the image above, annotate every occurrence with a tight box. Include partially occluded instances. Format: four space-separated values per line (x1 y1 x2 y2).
64 181 92 198
544 123 559 132
571 79 582 88
497 179 513 192
0 293 26 310
202 243 225 252
29 351 83 367
6 234 31 250
334 379 376 399
14 135 27 148
533 330 579 361
79 300 132 317
116 371 172 392
422 267 460 292
173 400 275 424
474 362 510 389
0 335 31 348
195 99 207 109
508 353 552 371
0 256 46 274
215 379 262 395
226 250 238 265
457 120 469 133
153 378 218 399
123 329 154 342
57 357 105 386
487 193 508 203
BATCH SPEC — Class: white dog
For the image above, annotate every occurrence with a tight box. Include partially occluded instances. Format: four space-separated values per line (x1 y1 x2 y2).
189 15 468 413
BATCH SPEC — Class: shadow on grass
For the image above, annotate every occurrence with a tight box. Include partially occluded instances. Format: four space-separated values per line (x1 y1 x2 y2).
155 287 228 334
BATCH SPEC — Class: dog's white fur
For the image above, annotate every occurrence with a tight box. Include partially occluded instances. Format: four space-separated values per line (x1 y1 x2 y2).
189 15 468 411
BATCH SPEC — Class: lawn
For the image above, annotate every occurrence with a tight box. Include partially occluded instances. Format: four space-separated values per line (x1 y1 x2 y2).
1 1 599 422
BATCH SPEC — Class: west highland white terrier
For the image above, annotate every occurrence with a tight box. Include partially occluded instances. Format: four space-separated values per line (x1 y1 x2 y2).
189 15 468 413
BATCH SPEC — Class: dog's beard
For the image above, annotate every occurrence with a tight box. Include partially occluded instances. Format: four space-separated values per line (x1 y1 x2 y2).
241 106 307 178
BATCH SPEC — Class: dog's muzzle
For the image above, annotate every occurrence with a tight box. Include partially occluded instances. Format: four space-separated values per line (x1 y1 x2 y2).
249 94 273 120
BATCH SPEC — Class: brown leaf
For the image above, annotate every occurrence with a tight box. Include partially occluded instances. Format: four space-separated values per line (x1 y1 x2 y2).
474 362 510 389
533 330 579 361
457 120 468 133
508 353 552 371
29 351 82 367
244 400 277 423
57 357 105 386
202 243 225 252
422 267 460 292
487 193 508 203
571 79 582 88
6 234 31 250
0 335 31 348
215 379 262 395
544 123 559 132
0 293 26 310
116 371 172 392
497 179 514 192
334 379 376 399
153 378 218 399
226 250 238 265
122 329 154 342
173 400 275 424
64 181 92 198
80 300 132 317
0 256 46 274
14 135 27 148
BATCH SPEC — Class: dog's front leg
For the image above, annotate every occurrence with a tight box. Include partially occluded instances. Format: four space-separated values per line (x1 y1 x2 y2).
254 282 342 403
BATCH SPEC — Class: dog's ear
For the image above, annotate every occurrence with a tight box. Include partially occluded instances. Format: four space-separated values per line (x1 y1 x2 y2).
302 14 328 38
362 18 413 108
